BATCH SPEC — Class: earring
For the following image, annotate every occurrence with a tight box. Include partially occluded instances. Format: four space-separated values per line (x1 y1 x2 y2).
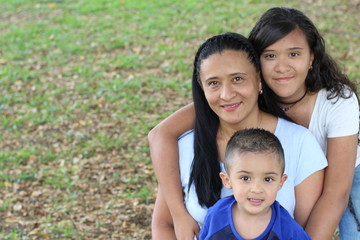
309 65 313 71
259 89 263 95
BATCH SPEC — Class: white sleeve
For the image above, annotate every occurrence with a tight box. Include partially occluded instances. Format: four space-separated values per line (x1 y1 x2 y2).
327 94 359 138
295 130 328 185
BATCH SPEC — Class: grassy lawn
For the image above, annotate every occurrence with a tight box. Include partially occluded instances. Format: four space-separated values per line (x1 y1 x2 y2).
0 0 359 239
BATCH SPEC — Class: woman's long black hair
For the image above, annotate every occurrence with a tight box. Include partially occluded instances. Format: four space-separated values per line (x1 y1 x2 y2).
190 32 261 207
248 7 357 118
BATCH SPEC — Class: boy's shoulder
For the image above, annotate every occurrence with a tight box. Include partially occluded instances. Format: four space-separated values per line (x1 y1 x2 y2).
207 195 235 216
200 196 236 239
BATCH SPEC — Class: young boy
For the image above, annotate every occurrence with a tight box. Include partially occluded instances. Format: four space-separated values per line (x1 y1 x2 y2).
199 128 311 240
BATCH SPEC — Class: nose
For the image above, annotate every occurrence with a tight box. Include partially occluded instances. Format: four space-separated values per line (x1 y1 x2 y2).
220 83 236 101
275 58 290 73
249 181 264 194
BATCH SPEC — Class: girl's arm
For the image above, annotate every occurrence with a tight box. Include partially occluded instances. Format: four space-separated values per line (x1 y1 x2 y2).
148 103 198 239
152 186 176 239
305 134 358 240
294 169 324 227
152 186 199 240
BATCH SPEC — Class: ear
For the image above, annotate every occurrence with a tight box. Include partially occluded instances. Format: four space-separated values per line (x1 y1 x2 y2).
198 79 204 90
278 174 288 191
197 72 204 90
309 52 315 67
258 73 262 91
220 172 232 189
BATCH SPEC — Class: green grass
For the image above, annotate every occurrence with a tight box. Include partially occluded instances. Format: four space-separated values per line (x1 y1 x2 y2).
0 0 358 238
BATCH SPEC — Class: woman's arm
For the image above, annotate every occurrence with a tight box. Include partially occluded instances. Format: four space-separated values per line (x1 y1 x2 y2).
305 134 358 240
148 103 197 239
294 169 324 228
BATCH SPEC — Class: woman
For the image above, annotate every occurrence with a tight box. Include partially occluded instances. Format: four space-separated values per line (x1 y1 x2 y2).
150 7 359 240
150 32 327 239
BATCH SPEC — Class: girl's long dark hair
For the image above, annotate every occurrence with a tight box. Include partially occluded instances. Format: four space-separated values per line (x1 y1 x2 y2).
248 7 357 113
190 32 261 207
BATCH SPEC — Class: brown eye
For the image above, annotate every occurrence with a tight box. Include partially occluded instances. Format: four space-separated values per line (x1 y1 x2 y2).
241 176 250 181
289 52 299 57
264 177 274 182
264 54 276 59
208 81 218 86
233 76 242 82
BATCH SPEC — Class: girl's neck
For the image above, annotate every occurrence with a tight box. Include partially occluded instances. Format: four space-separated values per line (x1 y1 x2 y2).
282 90 318 128
276 85 308 104
277 89 308 112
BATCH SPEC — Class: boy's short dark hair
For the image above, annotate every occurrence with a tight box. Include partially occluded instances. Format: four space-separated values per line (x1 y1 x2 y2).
224 128 285 173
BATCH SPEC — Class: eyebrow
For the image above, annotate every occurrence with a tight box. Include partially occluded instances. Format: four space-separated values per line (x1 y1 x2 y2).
264 171 279 175
205 72 246 81
236 170 279 175
263 47 304 52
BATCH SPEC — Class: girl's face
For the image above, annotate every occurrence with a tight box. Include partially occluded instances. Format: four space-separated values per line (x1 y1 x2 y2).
260 28 314 103
199 50 261 126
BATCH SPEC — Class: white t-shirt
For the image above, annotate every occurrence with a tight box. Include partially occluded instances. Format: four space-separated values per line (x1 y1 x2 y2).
309 89 359 167
179 118 328 226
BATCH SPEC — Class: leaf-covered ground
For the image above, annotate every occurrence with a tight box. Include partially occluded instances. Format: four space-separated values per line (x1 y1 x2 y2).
0 0 359 239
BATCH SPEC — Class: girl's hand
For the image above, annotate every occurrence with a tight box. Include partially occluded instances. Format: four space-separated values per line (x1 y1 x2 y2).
173 212 200 240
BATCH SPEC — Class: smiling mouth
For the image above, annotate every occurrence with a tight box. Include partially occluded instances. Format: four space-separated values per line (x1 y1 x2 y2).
248 198 263 206
221 103 241 111
274 76 293 82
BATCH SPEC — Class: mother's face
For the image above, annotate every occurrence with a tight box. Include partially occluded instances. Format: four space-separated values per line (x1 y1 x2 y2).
199 50 262 125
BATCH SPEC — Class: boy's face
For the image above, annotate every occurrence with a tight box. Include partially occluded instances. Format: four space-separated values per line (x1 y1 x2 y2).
220 151 287 216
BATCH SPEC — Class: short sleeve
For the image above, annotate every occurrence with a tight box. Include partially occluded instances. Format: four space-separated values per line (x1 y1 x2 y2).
295 130 328 185
327 93 359 138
